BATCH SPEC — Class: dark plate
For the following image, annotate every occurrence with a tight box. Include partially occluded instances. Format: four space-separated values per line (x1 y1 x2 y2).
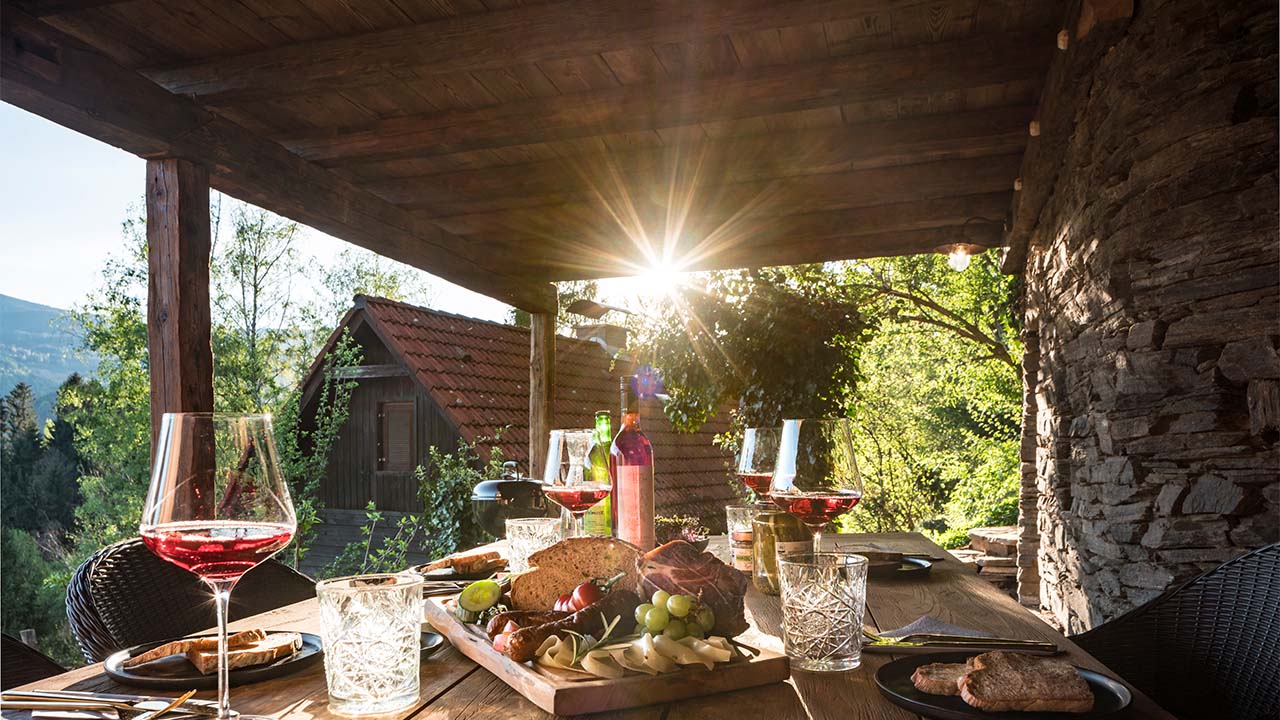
104 633 323 690
410 563 504 581
421 630 445 660
867 556 932 578
875 652 1132 720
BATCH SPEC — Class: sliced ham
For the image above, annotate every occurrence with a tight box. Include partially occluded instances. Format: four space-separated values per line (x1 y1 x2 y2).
637 541 749 638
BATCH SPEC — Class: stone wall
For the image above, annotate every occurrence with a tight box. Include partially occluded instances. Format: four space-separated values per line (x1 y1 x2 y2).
1019 0 1279 633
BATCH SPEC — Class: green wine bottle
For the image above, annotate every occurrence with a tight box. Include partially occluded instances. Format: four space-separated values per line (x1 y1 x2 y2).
583 410 613 536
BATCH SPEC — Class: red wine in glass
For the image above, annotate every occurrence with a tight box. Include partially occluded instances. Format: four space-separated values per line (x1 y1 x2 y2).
770 418 863 554
737 472 774 495
142 521 295 582
770 491 861 527
141 413 296 720
544 483 612 515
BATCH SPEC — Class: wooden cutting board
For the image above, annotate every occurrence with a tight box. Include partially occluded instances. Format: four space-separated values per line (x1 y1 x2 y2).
424 597 791 715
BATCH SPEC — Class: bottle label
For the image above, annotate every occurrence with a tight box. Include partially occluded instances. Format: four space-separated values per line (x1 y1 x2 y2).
583 496 612 536
776 540 810 558
731 542 754 572
615 465 655 550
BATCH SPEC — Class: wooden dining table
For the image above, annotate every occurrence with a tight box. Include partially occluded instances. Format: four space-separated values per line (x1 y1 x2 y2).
6 532 1173 719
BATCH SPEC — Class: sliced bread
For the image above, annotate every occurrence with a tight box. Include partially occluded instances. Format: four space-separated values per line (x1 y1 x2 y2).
186 632 302 675
911 661 968 696
957 651 1094 713
124 629 266 668
508 537 642 611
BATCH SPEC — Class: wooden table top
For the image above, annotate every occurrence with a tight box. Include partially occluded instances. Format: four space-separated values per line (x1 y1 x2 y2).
8 532 1172 719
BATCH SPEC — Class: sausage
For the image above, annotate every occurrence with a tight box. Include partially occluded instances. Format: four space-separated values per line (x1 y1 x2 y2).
506 590 641 663
484 610 570 639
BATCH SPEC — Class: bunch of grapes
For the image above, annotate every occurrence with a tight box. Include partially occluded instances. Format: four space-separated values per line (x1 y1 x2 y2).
632 590 716 640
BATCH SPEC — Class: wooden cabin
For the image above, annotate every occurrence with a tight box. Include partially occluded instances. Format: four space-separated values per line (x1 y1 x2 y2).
296 296 733 571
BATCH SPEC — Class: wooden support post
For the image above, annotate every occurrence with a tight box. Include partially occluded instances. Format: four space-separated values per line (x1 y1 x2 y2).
146 158 214 459
528 310 556 479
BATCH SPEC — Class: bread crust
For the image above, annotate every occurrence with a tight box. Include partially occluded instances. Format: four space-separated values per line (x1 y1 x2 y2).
956 652 1094 713
911 662 967 696
186 632 302 675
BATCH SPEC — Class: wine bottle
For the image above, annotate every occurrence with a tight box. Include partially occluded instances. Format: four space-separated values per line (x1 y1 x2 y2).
609 376 655 550
583 410 613 536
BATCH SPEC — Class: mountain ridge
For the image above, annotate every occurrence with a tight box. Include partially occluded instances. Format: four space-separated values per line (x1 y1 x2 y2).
0 293 96 421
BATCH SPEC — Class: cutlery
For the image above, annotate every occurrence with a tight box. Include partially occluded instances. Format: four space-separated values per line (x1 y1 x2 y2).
2 689 194 720
3 689 214 718
862 628 1059 654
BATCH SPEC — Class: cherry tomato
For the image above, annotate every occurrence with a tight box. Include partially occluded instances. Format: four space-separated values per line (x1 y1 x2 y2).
554 593 573 612
570 581 603 611
502 620 520 635
493 632 509 653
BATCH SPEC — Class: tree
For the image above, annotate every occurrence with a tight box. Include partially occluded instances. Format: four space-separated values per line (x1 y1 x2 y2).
1 382 43 530
309 248 431 337
509 279 600 332
636 265 873 432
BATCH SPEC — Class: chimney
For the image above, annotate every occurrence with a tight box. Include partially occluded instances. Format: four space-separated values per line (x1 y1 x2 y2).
574 323 628 355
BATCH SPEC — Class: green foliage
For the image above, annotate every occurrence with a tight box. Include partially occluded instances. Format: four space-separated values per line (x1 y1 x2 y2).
0 528 80 665
637 266 873 432
932 526 973 550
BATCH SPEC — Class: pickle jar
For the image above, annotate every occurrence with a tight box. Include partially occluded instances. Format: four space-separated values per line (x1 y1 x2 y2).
751 503 812 595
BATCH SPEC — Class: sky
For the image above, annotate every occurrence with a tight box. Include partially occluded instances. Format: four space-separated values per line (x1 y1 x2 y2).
0 103 514 322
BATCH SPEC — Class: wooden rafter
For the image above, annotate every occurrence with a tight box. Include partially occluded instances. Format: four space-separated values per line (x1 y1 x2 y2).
142 0 949 105
0 8 556 312
279 31 1053 165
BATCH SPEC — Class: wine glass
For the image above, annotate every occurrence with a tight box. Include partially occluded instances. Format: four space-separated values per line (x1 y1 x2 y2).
736 426 780 498
140 413 297 720
770 418 863 554
542 429 609 537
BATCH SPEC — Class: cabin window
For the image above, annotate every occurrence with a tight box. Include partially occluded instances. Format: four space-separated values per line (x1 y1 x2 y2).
377 401 415 472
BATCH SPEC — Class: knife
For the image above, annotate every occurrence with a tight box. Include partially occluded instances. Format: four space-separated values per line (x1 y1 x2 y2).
3 690 219 718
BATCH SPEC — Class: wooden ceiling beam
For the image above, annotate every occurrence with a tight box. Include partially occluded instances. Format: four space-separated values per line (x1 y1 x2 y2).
365 106 1034 212
280 31 1053 166
143 0 942 104
8 0 133 17
423 155 1023 239
0 8 555 312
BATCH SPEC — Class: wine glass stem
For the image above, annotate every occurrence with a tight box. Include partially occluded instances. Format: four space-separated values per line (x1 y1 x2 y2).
812 528 823 555
573 512 585 538
209 579 235 720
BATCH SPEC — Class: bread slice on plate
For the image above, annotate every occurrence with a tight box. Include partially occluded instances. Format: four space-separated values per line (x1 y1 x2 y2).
123 629 266 668
957 651 1094 713
911 661 969 696
186 632 302 675
509 537 642 611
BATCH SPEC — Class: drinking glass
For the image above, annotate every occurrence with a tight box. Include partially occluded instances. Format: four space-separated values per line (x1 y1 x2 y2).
778 552 868 672
736 427 780 497
317 573 424 715
505 517 561 572
770 418 863 553
140 413 297 720
542 430 609 537
725 503 757 573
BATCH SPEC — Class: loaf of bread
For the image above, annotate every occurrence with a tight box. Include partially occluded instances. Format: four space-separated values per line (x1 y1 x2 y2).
186 632 302 675
957 652 1094 713
421 548 505 575
508 537 642 611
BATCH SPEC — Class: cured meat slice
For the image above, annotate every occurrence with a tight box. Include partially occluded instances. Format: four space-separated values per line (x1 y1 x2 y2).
637 540 749 638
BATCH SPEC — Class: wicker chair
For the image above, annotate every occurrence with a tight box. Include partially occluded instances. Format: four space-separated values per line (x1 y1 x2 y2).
1072 543 1279 720
66 537 316 662
1 633 66 689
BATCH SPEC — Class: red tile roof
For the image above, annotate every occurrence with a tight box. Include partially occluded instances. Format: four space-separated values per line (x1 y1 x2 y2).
345 295 738 523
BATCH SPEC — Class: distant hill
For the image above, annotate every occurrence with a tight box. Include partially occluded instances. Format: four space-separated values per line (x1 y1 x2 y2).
0 294 96 421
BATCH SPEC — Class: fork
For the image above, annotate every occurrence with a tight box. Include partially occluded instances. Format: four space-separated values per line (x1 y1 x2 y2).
2 689 198 719
862 627 1058 651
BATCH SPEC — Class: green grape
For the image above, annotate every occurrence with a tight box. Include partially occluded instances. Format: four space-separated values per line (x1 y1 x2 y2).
666 594 692 618
650 590 671 608
686 622 705 639
664 618 688 640
695 606 715 633
644 605 670 632
632 623 647 637
634 603 654 624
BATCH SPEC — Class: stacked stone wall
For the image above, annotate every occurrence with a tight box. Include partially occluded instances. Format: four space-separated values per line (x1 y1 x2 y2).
1020 0 1278 632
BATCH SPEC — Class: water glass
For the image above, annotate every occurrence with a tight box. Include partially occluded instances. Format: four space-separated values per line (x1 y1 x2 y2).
778 553 868 672
725 504 756 573
317 573 424 716
506 517 561 572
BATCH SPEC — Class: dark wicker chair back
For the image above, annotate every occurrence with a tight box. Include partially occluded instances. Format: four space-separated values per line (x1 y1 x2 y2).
2 633 66 689
66 537 317 662
1072 543 1279 720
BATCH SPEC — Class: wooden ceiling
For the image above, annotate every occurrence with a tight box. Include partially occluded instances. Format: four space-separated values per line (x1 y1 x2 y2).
3 0 1062 311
